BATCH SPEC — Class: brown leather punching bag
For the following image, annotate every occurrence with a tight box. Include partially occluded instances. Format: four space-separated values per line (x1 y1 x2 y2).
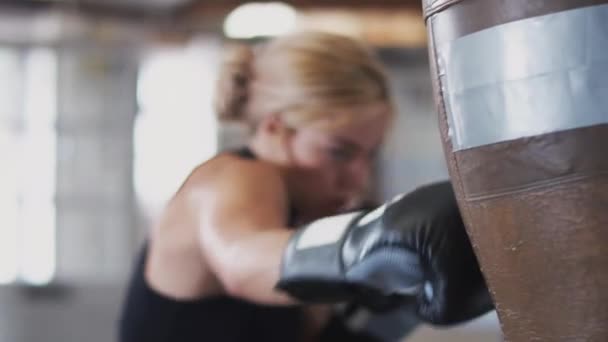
423 1 608 341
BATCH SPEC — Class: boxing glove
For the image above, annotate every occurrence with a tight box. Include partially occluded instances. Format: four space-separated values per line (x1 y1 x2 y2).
276 181 494 325
320 301 420 342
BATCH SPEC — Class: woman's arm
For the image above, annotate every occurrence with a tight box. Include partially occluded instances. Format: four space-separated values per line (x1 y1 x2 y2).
196 158 297 305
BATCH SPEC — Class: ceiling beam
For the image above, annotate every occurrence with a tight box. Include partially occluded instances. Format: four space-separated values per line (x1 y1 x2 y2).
176 0 422 21
0 0 172 20
1 0 423 22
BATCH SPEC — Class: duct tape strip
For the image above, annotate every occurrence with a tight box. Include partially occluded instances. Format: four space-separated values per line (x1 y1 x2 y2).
437 4 608 151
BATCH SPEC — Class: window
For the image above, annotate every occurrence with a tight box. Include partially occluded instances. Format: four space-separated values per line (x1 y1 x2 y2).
134 39 220 219
0 47 57 285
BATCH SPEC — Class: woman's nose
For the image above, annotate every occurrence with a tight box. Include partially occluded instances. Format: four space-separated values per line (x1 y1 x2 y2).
341 156 371 193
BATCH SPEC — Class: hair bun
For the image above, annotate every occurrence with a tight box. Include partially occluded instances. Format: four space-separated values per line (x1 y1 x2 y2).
214 44 254 121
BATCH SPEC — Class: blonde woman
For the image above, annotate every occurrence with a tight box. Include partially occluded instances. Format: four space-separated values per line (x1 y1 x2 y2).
119 32 492 342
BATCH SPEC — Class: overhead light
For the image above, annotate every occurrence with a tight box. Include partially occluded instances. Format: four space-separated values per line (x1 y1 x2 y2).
223 2 297 39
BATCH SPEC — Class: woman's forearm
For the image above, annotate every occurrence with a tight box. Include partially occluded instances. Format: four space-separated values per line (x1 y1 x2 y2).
202 226 297 305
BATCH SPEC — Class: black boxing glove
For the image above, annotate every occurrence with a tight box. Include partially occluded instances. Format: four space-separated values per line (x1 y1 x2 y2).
276 181 494 325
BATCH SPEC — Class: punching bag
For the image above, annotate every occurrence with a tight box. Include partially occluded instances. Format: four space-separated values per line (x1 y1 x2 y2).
423 1 608 341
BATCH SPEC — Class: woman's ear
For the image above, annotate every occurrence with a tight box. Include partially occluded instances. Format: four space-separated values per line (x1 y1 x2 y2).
257 113 296 163
258 113 295 140
259 113 287 134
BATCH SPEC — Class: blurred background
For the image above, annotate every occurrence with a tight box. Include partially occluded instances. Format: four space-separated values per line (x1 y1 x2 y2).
0 1 500 341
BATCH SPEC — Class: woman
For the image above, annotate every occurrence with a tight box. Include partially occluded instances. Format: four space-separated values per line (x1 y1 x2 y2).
120 31 397 342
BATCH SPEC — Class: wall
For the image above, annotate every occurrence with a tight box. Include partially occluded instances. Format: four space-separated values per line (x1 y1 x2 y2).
0 11 141 342
377 48 450 198
0 284 125 342
55 43 139 283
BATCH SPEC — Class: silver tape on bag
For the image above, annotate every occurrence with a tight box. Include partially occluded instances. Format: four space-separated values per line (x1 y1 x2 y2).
437 4 608 151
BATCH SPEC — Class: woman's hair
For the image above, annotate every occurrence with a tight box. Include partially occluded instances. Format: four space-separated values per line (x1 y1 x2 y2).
214 31 392 128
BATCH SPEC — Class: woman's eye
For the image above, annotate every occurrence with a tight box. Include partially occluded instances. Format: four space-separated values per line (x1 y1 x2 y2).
328 147 353 161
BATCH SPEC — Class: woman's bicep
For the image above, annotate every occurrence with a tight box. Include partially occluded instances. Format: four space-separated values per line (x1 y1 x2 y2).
197 162 295 303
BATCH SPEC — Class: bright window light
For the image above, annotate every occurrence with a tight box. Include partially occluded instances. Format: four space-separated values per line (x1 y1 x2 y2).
19 203 56 285
223 2 297 39
0 47 57 286
135 39 220 218
0 48 22 285
0 198 18 284
20 48 57 285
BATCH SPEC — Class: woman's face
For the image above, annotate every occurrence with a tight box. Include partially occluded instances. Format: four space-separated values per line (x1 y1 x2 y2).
286 102 391 217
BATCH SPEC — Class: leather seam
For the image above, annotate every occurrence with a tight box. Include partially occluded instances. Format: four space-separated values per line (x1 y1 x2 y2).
463 171 608 202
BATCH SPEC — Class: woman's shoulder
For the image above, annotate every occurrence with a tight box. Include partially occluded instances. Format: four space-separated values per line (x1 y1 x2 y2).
201 150 281 182
185 150 290 232
179 150 287 202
